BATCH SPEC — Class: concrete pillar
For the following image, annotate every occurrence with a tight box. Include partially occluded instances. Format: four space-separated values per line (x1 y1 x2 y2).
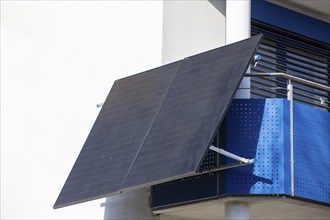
225 2 251 215
226 0 251 44
226 0 251 99
102 188 159 220
225 201 250 220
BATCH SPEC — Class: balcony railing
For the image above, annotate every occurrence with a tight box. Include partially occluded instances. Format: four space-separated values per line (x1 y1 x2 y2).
247 72 330 111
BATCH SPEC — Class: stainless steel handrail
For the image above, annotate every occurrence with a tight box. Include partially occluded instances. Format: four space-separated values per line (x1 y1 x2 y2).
246 73 330 92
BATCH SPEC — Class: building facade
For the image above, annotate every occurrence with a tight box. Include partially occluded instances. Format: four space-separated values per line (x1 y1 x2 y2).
5 1 325 219
102 1 329 219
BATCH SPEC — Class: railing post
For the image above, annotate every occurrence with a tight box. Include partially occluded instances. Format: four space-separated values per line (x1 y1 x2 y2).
287 79 295 197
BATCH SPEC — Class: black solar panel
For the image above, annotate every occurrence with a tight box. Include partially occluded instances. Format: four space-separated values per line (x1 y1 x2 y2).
54 35 262 209
54 61 181 208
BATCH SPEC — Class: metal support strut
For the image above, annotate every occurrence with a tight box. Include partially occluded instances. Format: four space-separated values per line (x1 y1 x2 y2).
195 146 254 175
209 146 254 164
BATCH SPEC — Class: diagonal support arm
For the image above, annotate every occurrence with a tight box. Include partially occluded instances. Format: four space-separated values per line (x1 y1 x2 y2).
209 145 254 164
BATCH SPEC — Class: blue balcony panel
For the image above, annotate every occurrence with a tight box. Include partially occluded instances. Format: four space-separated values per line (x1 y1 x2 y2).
224 99 291 195
294 102 330 204
151 99 330 208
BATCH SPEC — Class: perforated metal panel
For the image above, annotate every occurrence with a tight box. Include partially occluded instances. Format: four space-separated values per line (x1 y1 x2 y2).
151 137 219 208
151 121 229 208
151 99 329 207
294 102 330 204
224 99 290 195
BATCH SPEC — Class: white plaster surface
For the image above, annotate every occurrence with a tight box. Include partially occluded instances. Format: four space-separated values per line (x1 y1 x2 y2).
0 1 162 219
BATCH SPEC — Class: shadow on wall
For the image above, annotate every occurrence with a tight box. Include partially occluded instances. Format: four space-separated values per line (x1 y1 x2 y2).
209 0 226 16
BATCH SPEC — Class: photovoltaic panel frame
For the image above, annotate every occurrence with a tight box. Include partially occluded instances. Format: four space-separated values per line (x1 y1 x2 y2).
54 35 262 209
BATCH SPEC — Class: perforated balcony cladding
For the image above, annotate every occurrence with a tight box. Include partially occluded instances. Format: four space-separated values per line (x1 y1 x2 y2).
54 35 262 208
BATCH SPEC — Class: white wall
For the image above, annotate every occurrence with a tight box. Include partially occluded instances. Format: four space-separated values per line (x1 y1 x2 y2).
162 0 226 64
0 1 163 219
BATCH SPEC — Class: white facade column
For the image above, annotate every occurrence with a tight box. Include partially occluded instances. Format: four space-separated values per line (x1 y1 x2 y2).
162 0 226 64
225 201 250 220
226 0 251 44
102 188 159 220
226 0 251 99
225 1 251 215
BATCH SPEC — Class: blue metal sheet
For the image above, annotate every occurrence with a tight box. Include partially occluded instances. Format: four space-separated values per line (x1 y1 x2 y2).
224 99 290 195
151 99 329 207
294 102 330 204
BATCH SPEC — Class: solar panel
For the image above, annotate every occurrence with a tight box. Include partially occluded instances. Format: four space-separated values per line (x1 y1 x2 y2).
54 35 262 209
54 61 181 208
122 35 263 190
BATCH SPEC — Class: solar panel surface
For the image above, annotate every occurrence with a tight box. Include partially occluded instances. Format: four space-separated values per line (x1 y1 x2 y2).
54 35 262 208
54 61 181 208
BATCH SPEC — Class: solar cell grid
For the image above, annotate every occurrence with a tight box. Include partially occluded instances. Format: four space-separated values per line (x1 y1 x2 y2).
54 35 262 208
